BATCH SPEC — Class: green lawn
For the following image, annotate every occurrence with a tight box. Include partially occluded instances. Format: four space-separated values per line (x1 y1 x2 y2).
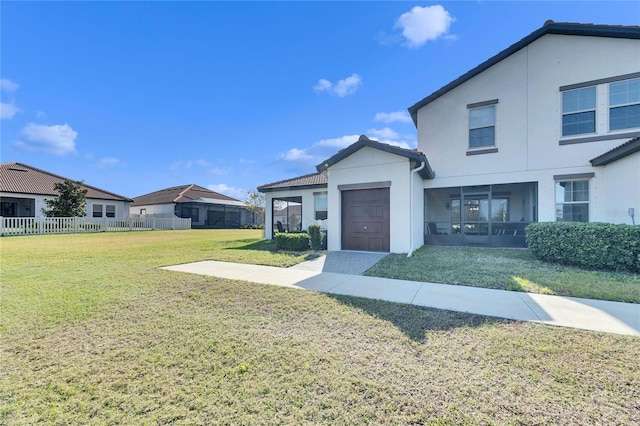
1 230 639 425
366 245 640 303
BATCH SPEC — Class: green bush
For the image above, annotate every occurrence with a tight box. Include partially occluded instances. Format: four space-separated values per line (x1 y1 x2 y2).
275 232 311 252
308 224 324 251
526 222 640 273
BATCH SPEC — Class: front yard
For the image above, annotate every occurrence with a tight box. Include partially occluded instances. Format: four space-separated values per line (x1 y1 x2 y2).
1 230 638 424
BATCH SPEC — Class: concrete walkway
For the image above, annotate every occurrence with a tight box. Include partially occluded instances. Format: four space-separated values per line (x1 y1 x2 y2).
161 256 640 337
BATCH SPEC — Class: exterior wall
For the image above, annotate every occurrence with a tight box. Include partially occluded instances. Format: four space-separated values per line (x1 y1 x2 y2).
417 34 640 223
592 151 640 225
132 203 175 216
327 147 420 253
1 192 129 218
263 188 325 239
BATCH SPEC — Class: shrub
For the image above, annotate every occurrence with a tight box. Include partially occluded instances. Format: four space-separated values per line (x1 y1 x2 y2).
526 222 640 273
308 224 324 251
275 232 311 252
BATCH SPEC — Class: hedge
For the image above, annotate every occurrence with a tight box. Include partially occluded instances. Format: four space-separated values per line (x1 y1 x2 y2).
275 232 311 252
308 224 327 251
526 222 640 273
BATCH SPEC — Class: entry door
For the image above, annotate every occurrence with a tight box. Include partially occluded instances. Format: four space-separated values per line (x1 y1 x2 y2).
462 195 490 246
341 188 390 252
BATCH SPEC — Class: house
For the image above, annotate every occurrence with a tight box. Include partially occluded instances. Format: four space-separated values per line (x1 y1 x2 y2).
259 21 640 253
131 184 262 228
0 162 132 218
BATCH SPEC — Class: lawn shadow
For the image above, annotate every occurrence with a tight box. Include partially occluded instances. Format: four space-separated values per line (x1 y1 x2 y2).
228 239 321 261
328 293 513 342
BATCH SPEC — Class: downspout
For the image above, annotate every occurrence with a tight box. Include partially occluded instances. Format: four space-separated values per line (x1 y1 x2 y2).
408 161 426 257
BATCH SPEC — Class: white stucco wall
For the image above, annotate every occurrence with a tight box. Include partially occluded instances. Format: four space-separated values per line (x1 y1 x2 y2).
131 203 175 216
1 192 130 218
416 33 640 223
327 147 423 254
592 152 640 225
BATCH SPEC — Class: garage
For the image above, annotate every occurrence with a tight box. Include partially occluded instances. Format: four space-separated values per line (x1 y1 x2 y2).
341 188 390 252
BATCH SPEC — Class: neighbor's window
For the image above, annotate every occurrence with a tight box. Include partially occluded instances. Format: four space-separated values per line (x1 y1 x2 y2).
609 78 640 130
469 105 496 148
93 204 103 218
555 180 589 222
562 86 596 136
314 192 328 220
106 205 116 218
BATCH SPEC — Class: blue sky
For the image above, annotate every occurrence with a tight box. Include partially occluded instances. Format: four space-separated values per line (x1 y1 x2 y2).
1 1 638 200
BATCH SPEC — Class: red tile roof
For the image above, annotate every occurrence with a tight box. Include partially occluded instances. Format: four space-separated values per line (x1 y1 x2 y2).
257 171 328 192
0 162 132 201
131 184 241 206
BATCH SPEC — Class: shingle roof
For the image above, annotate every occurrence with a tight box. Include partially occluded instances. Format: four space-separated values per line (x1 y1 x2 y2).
316 135 435 179
590 136 640 166
408 21 640 124
131 184 242 206
0 162 132 201
257 171 328 193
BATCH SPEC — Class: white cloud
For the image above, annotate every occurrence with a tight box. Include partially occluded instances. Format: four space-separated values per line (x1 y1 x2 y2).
207 184 245 200
366 127 415 149
0 78 19 92
313 134 360 149
170 159 213 171
14 123 77 155
98 157 123 167
395 5 455 48
208 167 230 176
279 148 314 161
374 111 412 124
313 73 362 97
1 102 20 120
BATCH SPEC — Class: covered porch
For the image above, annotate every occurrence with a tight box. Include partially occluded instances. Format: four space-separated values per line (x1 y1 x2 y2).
424 182 538 248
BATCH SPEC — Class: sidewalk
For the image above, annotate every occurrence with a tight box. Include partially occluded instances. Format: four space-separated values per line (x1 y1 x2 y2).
161 259 640 337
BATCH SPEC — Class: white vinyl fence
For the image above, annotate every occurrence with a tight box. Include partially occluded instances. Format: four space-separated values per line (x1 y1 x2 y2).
1 216 191 236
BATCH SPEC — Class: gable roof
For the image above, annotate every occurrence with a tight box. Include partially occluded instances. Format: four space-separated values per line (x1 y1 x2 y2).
316 135 435 179
408 21 640 125
131 184 243 206
0 162 132 202
590 136 640 166
257 171 328 193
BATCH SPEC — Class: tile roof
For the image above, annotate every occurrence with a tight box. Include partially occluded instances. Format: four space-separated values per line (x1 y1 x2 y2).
408 21 640 124
316 135 435 179
257 171 328 192
0 162 132 201
590 136 640 166
131 184 242 206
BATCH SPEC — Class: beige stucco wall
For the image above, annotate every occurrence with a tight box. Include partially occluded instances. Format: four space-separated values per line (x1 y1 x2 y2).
416 33 640 223
327 147 424 254
0 192 130 218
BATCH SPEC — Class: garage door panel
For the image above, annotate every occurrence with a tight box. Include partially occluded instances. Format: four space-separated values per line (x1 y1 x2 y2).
342 188 390 252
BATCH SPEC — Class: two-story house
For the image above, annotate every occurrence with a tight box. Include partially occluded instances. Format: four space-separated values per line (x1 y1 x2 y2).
259 21 640 253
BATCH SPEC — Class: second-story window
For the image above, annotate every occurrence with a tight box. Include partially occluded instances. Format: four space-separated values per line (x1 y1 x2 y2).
609 77 640 131
562 86 596 136
468 105 495 148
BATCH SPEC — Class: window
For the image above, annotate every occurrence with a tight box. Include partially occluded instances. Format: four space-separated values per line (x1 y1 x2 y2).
562 87 596 136
93 204 103 218
469 105 495 148
555 180 589 222
610 78 640 130
314 192 328 220
106 205 116 218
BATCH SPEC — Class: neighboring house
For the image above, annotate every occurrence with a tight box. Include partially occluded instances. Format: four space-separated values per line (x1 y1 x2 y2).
259 21 640 253
0 162 132 218
131 184 262 228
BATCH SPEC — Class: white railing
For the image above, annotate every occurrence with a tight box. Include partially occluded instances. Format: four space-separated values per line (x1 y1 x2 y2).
0 216 191 236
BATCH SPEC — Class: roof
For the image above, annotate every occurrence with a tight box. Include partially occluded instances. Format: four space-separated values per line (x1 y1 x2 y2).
257 171 328 193
316 135 435 179
590 136 640 166
131 184 243 206
408 21 640 125
0 162 132 202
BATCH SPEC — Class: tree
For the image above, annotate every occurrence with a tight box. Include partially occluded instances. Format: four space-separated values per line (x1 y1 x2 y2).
41 180 88 217
244 190 265 224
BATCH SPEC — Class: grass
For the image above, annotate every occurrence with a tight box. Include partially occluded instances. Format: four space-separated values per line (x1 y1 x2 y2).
366 245 640 303
1 230 639 424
